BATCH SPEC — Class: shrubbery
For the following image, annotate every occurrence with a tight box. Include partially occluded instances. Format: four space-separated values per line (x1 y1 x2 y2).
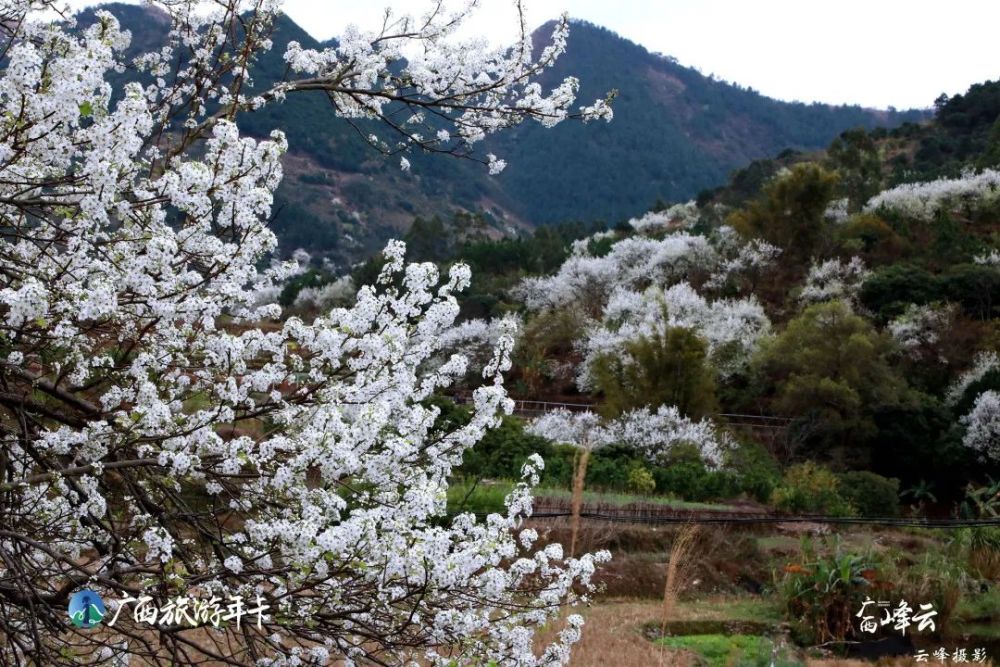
771 462 855 516
837 470 901 517
778 537 875 644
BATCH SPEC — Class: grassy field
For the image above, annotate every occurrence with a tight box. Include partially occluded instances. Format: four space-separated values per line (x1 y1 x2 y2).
519 517 1000 666
446 479 741 514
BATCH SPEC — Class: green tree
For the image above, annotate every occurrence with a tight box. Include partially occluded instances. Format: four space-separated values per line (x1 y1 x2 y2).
826 127 883 212
591 326 718 418
729 162 840 261
756 300 908 466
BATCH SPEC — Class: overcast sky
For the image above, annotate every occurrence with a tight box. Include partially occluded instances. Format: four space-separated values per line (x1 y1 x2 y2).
69 0 999 109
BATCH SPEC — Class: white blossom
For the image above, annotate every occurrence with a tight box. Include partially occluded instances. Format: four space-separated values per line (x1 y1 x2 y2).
948 351 1000 405
577 283 771 388
0 2 613 663
864 169 1000 221
527 406 729 467
799 257 870 305
961 391 1000 460
887 302 956 359
293 276 356 310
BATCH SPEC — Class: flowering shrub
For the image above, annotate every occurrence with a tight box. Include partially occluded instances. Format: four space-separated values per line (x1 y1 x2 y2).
578 283 771 388
947 351 1000 405
887 302 956 359
528 406 730 468
798 257 870 305
0 1 614 664
961 391 1000 460
864 169 1000 221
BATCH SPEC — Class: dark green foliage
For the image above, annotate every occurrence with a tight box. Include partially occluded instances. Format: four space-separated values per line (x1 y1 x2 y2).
836 471 901 517
827 127 883 212
755 301 908 466
890 79 1000 182
591 326 718 418
728 163 840 261
859 264 941 321
725 442 782 503
937 263 1000 320
460 417 554 481
860 263 1000 322
770 463 854 516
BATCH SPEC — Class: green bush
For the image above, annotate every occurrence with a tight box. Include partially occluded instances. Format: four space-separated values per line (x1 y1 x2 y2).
626 464 656 495
771 462 855 516
726 441 782 503
778 537 875 644
446 479 511 515
837 471 901 517
653 460 737 501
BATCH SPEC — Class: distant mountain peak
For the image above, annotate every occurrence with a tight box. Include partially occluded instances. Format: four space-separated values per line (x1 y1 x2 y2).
77 5 930 264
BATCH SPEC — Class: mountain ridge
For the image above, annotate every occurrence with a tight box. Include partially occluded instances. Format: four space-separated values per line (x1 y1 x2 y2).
77 5 930 265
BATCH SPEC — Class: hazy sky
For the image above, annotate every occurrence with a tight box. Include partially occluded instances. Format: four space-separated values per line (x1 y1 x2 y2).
68 0 1000 109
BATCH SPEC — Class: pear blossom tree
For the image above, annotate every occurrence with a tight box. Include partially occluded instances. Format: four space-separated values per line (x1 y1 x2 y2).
887 302 957 360
577 283 771 389
527 407 729 556
946 352 1000 462
961 391 1000 460
798 257 870 306
514 224 779 316
0 0 615 664
947 351 1000 406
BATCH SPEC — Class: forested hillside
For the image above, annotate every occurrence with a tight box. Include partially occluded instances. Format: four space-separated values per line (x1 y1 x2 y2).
79 4 926 265
291 79 1000 511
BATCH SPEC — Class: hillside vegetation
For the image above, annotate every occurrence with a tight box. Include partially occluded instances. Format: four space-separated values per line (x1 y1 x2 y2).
80 4 926 265
294 79 1000 511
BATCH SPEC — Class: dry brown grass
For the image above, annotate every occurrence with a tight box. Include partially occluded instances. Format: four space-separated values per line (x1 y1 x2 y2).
569 448 591 558
535 600 692 667
660 524 699 633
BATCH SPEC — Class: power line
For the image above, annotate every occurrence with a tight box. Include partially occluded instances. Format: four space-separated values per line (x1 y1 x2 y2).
453 510 1000 529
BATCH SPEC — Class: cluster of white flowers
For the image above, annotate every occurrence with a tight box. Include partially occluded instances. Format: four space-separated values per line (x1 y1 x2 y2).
568 229 618 256
824 197 850 224
527 406 729 467
961 391 1000 460
577 283 770 388
864 169 1000 221
292 275 357 310
628 201 700 232
515 215 781 319
974 249 1000 267
947 351 1000 405
514 232 718 313
887 302 956 359
704 235 782 291
799 257 870 305
0 1 614 663
280 2 612 169
436 314 523 370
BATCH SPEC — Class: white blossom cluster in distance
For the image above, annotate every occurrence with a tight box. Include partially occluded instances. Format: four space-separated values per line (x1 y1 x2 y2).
0 0 616 664
527 406 729 468
962 391 1000 460
798 257 870 305
514 224 780 316
864 169 1000 221
887 302 956 360
577 284 771 389
947 351 1000 406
